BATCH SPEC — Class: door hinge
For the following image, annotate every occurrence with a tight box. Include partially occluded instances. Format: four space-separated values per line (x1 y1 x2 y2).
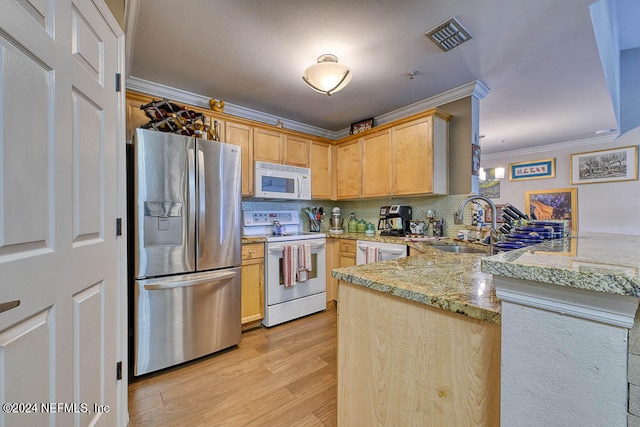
116 361 122 380
116 218 122 236
115 73 121 92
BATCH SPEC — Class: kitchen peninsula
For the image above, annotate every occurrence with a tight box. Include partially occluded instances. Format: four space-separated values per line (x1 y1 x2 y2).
332 244 501 426
333 233 640 426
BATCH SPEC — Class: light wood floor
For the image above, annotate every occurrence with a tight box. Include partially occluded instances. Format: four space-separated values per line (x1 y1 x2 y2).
128 307 337 426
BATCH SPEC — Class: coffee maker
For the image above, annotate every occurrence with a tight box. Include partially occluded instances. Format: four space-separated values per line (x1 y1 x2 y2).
378 205 412 236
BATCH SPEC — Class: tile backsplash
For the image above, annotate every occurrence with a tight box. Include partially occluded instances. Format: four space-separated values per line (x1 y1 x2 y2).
242 194 479 237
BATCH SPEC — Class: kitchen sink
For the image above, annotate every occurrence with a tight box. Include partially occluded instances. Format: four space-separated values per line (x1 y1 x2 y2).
430 245 488 254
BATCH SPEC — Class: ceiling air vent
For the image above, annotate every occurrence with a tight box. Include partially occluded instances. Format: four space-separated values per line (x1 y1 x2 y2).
425 17 472 52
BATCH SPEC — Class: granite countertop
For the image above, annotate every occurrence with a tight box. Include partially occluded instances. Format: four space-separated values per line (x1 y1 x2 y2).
481 232 640 297
242 236 267 244
332 245 501 324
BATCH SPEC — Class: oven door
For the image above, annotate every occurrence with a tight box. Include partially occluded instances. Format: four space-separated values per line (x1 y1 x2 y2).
266 239 326 305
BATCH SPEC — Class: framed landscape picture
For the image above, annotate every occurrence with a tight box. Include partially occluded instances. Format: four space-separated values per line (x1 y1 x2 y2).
570 145 638 185
525 188 578 234
479 167 501 198
509 158 555 181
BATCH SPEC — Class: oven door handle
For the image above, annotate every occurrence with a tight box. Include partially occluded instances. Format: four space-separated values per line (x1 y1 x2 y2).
268 242 326 253
357 244 405 255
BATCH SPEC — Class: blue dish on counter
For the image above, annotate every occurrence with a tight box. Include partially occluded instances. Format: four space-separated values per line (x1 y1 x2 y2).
493 241 528 254
505 234 545 244
514 227 555 239
528 221 565 232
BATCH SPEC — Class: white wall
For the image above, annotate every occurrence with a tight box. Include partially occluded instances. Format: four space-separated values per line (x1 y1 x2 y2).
482 126 640 235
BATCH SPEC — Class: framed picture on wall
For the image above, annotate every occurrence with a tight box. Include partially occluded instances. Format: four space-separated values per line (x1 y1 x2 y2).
509 158 555 181
525 188 578 234
570 145 638 185
485 203 506 224
471 144 481 176
350 117 374 135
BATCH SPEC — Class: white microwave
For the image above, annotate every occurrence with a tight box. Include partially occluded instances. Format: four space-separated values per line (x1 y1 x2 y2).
254 161 312 200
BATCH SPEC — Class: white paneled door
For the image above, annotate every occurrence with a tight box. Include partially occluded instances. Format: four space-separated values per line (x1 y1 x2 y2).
0 0 123 426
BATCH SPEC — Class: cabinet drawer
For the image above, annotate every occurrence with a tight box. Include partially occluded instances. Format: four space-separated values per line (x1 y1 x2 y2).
339 240 358 254
242 243 265 260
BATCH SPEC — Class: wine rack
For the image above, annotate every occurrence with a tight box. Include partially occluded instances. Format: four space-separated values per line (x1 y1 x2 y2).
139 98 220 140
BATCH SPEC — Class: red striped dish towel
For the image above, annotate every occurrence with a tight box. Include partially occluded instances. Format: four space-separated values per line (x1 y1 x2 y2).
283 245 298 287
298 243 312 282
365 246 379 264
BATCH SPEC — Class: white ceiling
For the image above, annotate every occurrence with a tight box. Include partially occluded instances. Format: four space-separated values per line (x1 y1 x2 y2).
127 0 639 154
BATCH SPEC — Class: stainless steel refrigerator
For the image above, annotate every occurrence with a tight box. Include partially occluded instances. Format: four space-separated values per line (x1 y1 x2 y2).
131 128 242 376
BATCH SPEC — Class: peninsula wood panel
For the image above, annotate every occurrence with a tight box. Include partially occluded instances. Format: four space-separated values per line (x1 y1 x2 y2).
338 282 500 426
310 140 332 200
393 117 434 195
336 139 361 199
361 130 392 198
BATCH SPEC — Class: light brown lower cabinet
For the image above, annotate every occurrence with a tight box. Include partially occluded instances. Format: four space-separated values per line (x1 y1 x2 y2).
333 239 357 302
241 243 264 325
338 281 501 426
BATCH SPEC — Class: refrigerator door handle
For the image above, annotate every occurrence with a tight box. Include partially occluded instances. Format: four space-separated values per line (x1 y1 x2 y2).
188 146 197 262
143 271 237 290
197 148 206 259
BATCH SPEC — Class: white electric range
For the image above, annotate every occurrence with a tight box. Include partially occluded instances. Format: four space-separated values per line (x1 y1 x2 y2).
242 211 326 327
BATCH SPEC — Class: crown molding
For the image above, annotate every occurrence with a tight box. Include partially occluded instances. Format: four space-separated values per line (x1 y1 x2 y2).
482 133 619 161
125 76 488 141
126 76 338 139
368 80 490 130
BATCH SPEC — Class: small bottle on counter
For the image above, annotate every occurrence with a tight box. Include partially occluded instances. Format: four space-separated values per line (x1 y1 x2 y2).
432 218 444 237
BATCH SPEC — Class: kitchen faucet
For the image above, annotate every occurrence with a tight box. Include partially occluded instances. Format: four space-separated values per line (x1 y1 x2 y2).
454 194 498 253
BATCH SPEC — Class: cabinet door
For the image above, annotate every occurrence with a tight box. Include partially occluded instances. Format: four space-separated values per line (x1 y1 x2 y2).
254 128 283 164
325 239 339 302
202 114 225 142
126 98 150 144
393 117 434 195
339 252 356 268
337 139 361 199
226 122 253 196
241 258 264 324
284 135 309 167
361 129 392 198
310 140 332 200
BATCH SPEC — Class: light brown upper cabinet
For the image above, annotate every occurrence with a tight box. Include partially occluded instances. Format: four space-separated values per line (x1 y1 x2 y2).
336 139 361 200
356 111 449 198
309 140 332 200
226 122 254 196
361 129 392 198
253 127 283 164
284 135 309 167
392 115 448 196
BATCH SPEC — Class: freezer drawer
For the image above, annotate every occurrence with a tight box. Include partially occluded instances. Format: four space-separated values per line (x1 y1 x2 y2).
133 268 241 376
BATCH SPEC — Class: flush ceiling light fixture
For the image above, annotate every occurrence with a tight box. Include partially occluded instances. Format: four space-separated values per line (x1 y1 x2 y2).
302 54 352 96
425 17 472 52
